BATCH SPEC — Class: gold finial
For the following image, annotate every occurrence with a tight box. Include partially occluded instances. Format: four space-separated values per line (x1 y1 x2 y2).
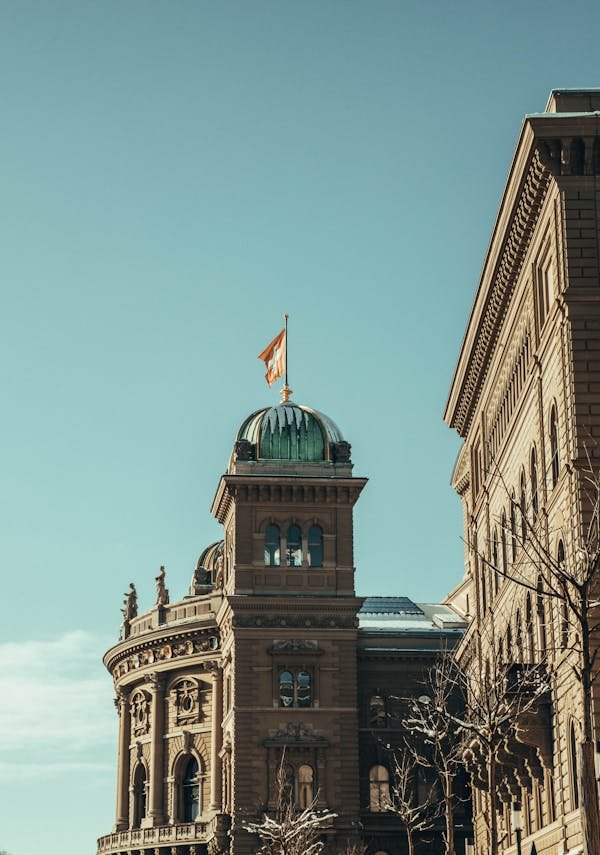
280 383 293 403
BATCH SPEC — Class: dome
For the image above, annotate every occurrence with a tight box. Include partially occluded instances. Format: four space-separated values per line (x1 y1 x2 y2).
234 402 350 463
189 540 224 593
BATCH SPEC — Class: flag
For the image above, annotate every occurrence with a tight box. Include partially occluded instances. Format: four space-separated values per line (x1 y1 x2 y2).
258 328 286 386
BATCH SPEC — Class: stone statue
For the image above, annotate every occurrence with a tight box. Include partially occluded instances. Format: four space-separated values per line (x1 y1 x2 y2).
155 565 169 606
122 583 138 621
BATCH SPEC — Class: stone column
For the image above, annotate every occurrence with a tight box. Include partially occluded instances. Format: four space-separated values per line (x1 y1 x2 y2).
114 686 131 830
209 669 223 811
148 673 166 825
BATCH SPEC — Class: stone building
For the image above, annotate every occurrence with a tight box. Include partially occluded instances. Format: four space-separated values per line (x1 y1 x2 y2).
445 90 600 854
97 400 469 855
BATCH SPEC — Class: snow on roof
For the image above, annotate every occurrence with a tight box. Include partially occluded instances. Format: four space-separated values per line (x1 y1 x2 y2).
358 600 468 634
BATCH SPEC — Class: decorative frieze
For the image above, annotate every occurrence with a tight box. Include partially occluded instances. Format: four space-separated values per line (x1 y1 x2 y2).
111 631 220 680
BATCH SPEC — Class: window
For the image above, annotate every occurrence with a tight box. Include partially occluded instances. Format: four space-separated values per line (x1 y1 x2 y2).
369 694 386 728
279 670 312 708
530 447 539 522
515 610 523 656
520 472 527 542
536 576 547 654
307 525 323 567
510 493 517 561
525 594 534 662
297 765 314 809
182 757 201 822
265 524 281 566
492 529 499 595
570 721 580 809
558 541 568 648
369 765 391 812
286 525 302 566
536 244 555 327
550 406 560 489
132 763 147 828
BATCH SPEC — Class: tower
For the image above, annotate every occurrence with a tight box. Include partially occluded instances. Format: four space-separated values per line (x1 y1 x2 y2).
212 400 366 852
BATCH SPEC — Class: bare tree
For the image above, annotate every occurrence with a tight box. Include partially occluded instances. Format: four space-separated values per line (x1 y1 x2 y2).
402 653 468 855
243 757 336 855
384 748 441 855
477 452 600 855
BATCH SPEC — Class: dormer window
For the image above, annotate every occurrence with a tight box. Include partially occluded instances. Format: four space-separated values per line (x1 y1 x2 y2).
265 524 281 566
286 525 302 566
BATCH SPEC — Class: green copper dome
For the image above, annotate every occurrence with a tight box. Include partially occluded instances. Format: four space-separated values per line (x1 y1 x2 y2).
236 402 347 462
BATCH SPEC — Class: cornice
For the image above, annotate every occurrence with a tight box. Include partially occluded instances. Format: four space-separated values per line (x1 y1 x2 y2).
211 474 368 523
445 130 552 437
104 623 220 675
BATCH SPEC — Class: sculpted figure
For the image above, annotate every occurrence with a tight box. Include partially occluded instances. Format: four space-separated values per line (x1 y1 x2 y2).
122 583 138 621
155 565 169 606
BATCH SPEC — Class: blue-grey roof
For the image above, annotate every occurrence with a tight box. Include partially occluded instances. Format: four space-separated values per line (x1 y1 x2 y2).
360 597 424 615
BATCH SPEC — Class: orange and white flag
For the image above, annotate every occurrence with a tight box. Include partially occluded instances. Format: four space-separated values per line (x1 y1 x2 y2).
258 328 286 386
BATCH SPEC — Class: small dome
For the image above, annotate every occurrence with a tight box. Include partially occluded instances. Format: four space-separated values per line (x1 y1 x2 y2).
190 540 224 593
234 402 349 463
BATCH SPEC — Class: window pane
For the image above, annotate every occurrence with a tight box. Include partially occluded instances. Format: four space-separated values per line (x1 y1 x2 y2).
265 524 281 566
286 525 302 567
369 695 386 728
308 525 323 567
279 671 294 707
297 671 312 707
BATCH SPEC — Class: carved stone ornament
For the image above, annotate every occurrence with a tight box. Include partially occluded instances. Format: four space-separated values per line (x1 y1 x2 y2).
112 630 220 678
331 440 351 463
268 639 321 655
234 439 256 461
131 691 150 735
182 729 193 753
173 679 201 723
264 721 329 747
234 614 356 629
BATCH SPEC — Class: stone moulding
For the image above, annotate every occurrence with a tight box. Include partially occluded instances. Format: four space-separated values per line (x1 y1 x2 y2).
105 628 221 677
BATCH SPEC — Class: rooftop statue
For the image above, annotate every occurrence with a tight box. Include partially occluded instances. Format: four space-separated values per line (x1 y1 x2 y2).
155 565 169 606
121 582 137 622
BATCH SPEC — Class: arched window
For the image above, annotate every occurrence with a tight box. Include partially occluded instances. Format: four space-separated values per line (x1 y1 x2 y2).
530 447 539 522
510 492 517 560
515 610 523 657
506 625 513 659
369 694 386 728
286 525 302 566
297 765 314 809
279 671 294 707
558 541 568 648
307 525 323 567
132 763 147 828
265 524 281 566
550 406 560 489
492 529 499 595
536 575 547 654
182 756 201 822
296 671 312 708
520 472 527 542
570 721 580 809
481 567 487 614
501 511 508 580
369 765 391 812
525 594 534 662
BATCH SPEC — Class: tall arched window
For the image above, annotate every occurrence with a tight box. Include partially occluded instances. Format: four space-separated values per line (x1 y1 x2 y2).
369 765 391 812
307 525 323 567
536 575 547 654
570 721 580 809
515 609 523 656
265 524 281 566
279 671 294 707
520 472 527 542
286 525 302 566
132 763 147 828
296 671 312 708
550 405 560 488
492 529 499 595
525 594 534 662
530 447 539 522
182 757 201 822
501 511 508 581
558 541 568 648
297 765 314 809
481 567 487 614
510 492 517 560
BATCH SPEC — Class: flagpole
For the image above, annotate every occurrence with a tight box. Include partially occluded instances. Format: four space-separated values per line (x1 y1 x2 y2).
281 313 292 403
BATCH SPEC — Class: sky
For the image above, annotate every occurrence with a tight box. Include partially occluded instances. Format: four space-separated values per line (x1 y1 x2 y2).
1 1 600 852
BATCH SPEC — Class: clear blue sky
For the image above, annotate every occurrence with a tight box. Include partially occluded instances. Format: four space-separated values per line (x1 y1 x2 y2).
1 2 599 852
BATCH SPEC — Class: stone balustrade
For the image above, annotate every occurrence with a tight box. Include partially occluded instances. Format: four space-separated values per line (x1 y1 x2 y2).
97 821 209 853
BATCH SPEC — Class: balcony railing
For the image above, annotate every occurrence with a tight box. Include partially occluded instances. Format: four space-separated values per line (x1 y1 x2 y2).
97 821 210 852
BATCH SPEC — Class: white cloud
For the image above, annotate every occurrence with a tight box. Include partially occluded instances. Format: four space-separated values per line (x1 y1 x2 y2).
0 630 117 776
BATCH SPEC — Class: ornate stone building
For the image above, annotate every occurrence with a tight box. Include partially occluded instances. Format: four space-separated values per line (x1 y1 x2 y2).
97 401 469 855
445 90 600 855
